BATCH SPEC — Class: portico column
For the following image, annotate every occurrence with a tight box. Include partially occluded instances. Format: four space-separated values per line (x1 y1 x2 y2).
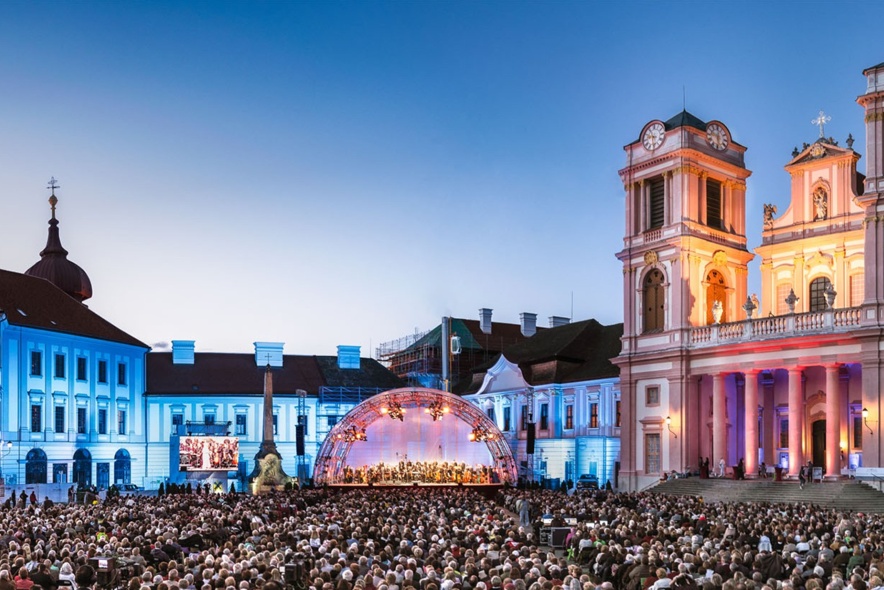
712 373 727 470
744 370 759 478
826 364 841 477
788 367 805 476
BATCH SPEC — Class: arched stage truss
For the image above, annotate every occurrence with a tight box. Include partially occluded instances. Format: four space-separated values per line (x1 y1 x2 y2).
314 387 517 485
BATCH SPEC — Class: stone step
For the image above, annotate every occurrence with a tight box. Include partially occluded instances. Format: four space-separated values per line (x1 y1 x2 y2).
648 478 884 513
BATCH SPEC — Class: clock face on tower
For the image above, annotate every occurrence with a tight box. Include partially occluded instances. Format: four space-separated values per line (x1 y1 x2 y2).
706 123 728 150
642 122 665 150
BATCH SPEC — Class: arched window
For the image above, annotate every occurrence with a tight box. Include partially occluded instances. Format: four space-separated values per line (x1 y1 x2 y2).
810 277 832 312
706 270 727 324
25 448 47 484
643 269 665 333
114 449 131 485
73 448 91 486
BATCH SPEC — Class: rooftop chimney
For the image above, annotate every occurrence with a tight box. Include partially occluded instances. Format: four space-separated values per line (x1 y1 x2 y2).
337 345 361 369
520 312 537 337
479 308 493 334
171 340 195 365
254 342 284 367
549 316 570 328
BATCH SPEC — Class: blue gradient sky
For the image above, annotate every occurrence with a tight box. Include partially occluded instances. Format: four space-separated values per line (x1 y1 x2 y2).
1 1 882 355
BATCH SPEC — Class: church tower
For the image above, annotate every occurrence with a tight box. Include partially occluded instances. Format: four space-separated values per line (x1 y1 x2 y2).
616 112 753 347
614 112 753 491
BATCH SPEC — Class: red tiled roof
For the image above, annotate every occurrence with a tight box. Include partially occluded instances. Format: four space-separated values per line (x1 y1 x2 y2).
0 269 146 348
146 353 404 395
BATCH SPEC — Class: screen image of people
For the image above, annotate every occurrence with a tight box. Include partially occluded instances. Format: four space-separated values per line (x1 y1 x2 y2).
179 436 239 470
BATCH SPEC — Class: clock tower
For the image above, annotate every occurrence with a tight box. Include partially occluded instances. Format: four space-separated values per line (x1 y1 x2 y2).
614 111 754 491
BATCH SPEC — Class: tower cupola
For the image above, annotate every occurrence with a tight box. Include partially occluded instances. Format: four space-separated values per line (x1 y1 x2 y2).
23 178 93 302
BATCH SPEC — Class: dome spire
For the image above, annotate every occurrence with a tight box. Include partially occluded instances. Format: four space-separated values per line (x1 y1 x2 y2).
24 178 93 302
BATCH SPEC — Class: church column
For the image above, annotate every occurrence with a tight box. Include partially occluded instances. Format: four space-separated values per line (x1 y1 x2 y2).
744 370 759 478
712 373 727 470
788 367 805 476
826 364 841 477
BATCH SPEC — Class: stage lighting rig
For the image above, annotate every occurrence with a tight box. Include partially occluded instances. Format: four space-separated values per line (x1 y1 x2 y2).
424 401 450 421
381 401 405 421
468 423 495 442
337 425 367 443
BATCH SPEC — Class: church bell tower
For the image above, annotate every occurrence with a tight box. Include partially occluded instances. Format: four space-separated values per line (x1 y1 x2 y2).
616 111 754 352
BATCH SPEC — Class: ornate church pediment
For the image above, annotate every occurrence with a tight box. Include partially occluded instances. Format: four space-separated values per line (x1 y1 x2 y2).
787 138 854 167
475 354 529 395
805 250 834 270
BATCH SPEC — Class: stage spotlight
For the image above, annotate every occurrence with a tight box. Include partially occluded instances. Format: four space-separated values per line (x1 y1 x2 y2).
469 423 495 442
425 401 450 421
383 401 405 421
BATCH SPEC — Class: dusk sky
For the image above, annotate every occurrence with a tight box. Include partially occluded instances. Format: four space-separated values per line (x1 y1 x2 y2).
1 1 882 356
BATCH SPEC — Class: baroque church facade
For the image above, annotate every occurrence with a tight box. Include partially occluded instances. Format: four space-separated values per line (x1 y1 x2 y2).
615 61 884 491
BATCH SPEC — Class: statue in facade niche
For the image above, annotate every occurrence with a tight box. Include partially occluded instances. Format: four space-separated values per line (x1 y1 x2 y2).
813 187 828 221
712 300 723 324
763 204 777 229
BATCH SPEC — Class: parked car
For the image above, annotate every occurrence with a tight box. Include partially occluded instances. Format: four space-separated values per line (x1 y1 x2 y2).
575 474 599 490
112 483 143 495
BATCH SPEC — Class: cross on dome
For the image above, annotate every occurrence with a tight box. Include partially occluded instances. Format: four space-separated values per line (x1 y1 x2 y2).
46 176 60 218
812 110 831 138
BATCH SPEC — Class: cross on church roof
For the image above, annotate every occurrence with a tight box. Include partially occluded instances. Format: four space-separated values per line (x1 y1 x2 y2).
46 177 60 219
812 110 831 138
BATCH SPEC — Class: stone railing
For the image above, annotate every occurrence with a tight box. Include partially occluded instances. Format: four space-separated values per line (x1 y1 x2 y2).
687 306 863 348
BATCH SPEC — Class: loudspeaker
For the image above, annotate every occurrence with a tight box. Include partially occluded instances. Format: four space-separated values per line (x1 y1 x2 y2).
296 424 306 456
526 422 536 455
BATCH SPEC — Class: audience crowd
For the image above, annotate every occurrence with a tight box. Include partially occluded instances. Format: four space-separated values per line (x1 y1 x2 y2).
0 482 879 590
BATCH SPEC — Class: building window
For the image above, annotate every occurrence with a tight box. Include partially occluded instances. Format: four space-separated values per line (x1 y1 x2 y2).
171 412 183 436
643 269 665 333
851 273 865 307
76 357 87 381
31 404 42 432
706 269 727 324
809 277 832 312
521 405 529 430
503 406 511 431
565 404 574 430
273 414 279 435
589 403 599 429
646 386 660 406
539 403 549 430
645 433 661 474
615 400 621 427
30 351 42 377
55 406 65 433
854 415 863 449
706 178 722 229
327 415 338 429
98 409 107 435
97 360 108 384
204 413 215 425
235 414 247 436
486 407 496 423
54 353 65 379
776 283 793 315
77 408 87 434
117 362 127 386
25 448 47 484
779 417 789 448
648 177 665 229
118 410 127 435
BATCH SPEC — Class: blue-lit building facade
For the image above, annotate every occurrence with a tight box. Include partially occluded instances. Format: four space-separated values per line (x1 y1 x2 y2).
0 195 149 488
462 318 623 488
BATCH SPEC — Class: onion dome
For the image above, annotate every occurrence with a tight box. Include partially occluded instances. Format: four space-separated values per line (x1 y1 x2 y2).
23 179 93 302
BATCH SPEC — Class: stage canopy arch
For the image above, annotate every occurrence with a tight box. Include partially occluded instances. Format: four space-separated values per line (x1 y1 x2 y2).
314 387 517 485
